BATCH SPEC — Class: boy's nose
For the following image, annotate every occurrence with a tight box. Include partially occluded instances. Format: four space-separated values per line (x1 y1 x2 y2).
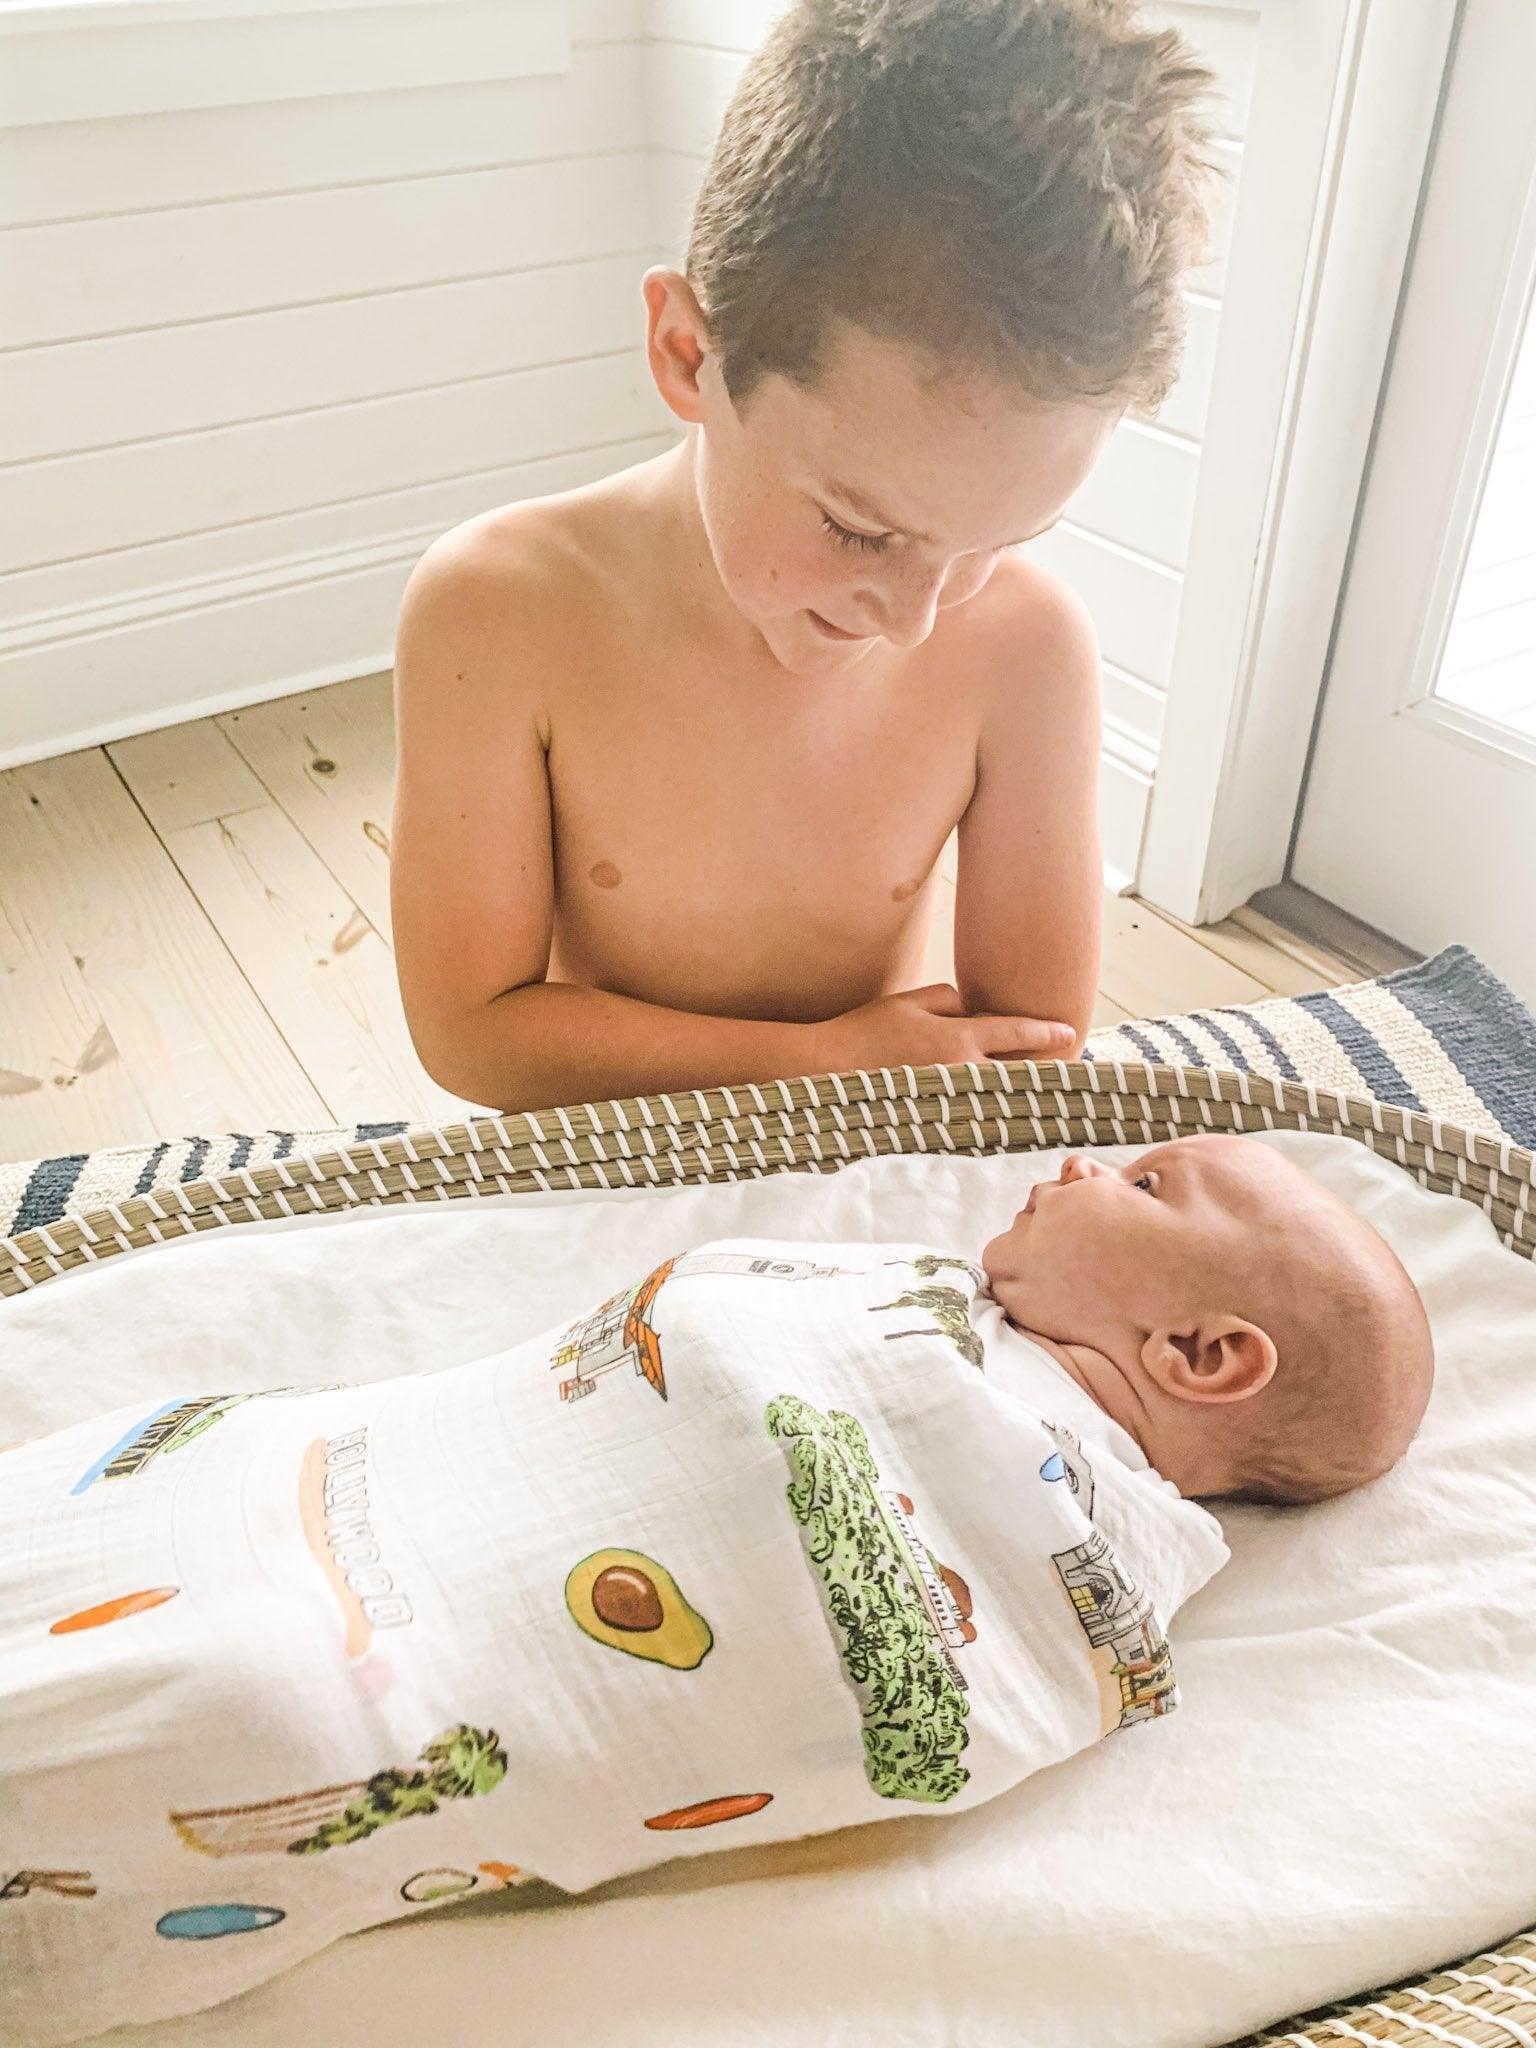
879 595 942 646
862 571 945 646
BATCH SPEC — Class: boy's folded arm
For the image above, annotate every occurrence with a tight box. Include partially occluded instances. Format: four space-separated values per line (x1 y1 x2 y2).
952 565 1105 1057
390 529 823 1113
442 982 831 1114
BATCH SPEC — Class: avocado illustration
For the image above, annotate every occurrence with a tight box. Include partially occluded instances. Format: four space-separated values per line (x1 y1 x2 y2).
565 1548 713 1669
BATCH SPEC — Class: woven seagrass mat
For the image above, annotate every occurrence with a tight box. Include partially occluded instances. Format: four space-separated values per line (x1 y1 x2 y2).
1232 1932 1536 2046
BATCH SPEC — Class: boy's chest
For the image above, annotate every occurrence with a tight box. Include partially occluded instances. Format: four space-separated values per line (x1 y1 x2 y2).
541 634 990 1018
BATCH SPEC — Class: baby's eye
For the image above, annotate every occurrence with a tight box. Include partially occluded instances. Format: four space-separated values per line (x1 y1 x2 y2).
821 513 892 555
1133 1172 1159 1196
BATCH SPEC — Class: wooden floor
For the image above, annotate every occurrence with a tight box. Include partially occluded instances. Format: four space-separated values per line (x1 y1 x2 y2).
0 672 1358 1164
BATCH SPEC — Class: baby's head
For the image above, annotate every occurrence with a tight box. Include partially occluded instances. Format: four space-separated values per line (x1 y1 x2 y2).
981 1134 1435 1506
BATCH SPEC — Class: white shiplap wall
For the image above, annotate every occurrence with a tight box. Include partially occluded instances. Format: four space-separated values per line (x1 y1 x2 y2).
0 0 679 765
2 0 1256 900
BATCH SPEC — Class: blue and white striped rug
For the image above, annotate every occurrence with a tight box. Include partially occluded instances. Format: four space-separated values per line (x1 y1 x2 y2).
2 942 1533 1243
1085 941 1536 1150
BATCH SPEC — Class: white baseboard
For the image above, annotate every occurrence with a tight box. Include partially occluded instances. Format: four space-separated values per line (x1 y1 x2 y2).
0 656 392 773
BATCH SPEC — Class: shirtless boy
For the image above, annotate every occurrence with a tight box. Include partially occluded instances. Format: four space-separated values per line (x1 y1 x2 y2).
390 0 1221 1113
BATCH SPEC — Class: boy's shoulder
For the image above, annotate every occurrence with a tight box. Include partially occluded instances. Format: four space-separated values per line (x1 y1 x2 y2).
421 465 662 604
969 548 1099 671
393 482 653 752
413 488 602 621
955 553 1102 768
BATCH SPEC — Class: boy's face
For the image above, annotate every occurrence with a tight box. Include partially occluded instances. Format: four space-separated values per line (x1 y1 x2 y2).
642 268 1116 672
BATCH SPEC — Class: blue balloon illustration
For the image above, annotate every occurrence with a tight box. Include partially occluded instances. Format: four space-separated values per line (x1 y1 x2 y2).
156 1904 285 1940
1039 1452 1066 1482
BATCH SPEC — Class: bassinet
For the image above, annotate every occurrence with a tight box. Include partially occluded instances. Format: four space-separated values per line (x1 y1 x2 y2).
2 1052 1533 2047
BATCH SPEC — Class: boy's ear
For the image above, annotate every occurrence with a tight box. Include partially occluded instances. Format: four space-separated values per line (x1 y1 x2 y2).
1140 1319 1277 1403
642 266 709 423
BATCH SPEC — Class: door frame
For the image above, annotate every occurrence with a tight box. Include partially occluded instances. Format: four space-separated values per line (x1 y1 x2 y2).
1288 0 1536 981
1134 0 1460 927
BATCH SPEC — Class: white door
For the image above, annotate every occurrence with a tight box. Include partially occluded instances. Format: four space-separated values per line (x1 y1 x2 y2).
1292 0 1536 1005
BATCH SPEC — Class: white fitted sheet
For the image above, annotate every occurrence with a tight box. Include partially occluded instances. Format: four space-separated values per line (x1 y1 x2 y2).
4 1129 1535 2048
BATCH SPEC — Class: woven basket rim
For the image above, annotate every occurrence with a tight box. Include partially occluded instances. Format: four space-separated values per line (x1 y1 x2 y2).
2 1055 1531 1296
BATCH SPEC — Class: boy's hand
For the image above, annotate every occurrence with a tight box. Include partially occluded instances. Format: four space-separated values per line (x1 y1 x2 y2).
810 983 1079 1073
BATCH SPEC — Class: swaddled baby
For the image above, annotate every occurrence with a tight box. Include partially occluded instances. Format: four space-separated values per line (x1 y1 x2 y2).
0 1133 1433 2046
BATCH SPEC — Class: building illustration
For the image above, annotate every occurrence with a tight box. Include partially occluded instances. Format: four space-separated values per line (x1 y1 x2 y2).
878 1486 978 1688
552 1250 854 1405
1051 1529 1178 1728
71 1384 345 1494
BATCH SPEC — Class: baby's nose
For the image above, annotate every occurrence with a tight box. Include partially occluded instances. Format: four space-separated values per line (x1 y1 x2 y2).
1060 1154 1114 1184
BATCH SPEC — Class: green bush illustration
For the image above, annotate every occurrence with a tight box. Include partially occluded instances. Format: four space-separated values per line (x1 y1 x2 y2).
765 1393 970 1803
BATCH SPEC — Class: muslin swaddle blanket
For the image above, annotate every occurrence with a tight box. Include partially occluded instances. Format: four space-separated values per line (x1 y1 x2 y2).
1 1238 1228 2045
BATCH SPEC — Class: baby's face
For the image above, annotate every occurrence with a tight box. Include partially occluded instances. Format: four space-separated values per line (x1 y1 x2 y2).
984 1132 1432 1503
980 1133 1329 1347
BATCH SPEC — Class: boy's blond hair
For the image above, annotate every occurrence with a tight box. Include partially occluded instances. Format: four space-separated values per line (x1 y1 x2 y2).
685 0 1224 419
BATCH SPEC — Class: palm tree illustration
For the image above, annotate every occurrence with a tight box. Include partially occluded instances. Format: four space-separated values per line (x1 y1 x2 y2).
883 1254 984 1283
869 1284 984 1370
289 1724 508 1855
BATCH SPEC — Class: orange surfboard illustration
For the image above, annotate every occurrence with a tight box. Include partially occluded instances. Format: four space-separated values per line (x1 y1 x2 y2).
643 1793 772 1831
50 1587 179 1634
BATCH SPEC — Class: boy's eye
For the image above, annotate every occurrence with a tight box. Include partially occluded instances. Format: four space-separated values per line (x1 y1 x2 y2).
821 512 892 555
1133 1172 1159 1196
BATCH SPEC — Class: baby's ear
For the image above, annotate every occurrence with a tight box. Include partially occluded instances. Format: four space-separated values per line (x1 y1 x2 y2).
1141 1319 1277 1403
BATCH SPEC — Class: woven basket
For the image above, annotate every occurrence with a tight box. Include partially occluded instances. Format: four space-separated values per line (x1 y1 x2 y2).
2 1053 1533 2047
1 1054 1531 1297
